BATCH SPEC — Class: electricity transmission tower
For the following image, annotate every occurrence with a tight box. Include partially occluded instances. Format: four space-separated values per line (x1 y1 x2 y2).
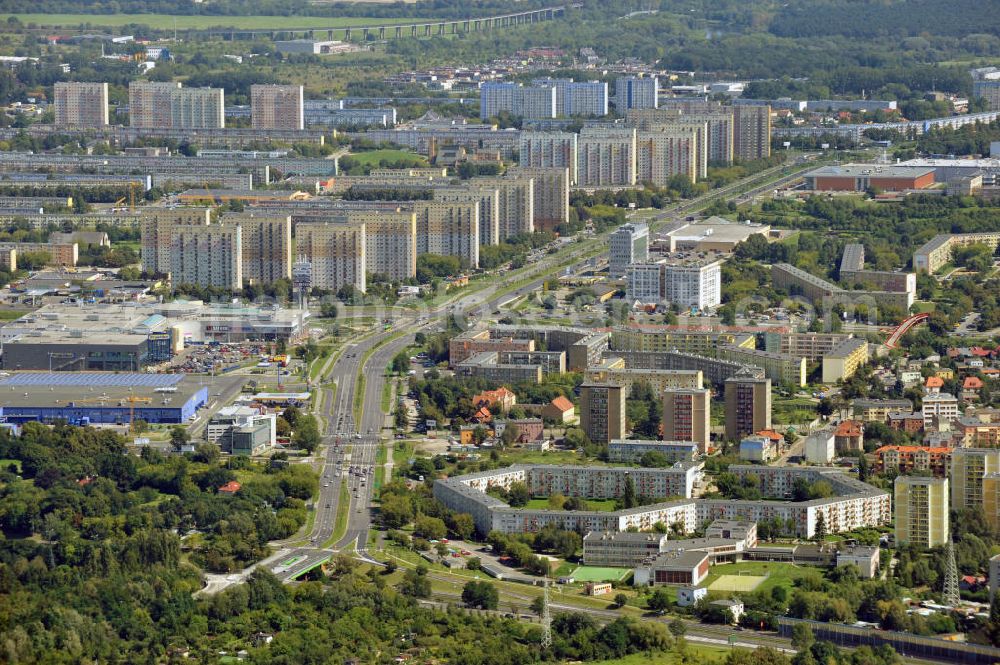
541 578 552 649
943 538 960 606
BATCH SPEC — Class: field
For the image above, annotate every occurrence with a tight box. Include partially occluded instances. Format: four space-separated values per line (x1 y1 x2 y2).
569 565 631 582
0 13 415 29
707 573 767 593
702 561 815 595
344 149 429 169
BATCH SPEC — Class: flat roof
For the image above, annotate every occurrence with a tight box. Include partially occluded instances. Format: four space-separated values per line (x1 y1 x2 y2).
0 372 182 388
806 164 936 178
0 373 202 408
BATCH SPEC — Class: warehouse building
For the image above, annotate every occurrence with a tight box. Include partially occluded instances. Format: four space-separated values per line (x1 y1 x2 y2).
0 373 207 425
803 164 935 192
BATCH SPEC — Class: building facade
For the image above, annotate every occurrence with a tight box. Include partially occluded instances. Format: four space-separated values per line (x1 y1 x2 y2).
251 84 304 131
580 382 626 444
894 476 949 548
54 82 108 127
662 388 711 453
724 375 772 441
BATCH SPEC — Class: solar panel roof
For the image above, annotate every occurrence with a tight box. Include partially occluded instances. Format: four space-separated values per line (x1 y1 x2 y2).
0 373 183 388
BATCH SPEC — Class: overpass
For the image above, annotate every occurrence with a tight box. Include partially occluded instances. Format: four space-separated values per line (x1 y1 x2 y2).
194 4 580 41
885 312 929 348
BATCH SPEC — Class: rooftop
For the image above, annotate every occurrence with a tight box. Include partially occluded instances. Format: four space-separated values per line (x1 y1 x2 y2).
806 163 936 179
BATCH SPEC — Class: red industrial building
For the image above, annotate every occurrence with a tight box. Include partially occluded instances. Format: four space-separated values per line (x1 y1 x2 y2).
804 164 935 192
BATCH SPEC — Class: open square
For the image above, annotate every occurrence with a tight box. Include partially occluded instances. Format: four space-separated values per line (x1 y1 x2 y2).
707 573 766 592
569 566 632 582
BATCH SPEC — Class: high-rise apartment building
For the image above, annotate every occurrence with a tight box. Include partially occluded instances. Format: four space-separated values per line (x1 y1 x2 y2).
609 222 649 278
577 127 637 187
636 128 701 185
732 104 771 161
662 388 711 453
353 210 417 282
412 201 480 269
222 213 292 285
950 447 1000 511
625 259 722 310
615 76 658 111
894 476 949 548
169 223 242 289
471 175 534 240
479 82 557 121
140 207 212 275
519 132 579 185
129 81 225 129
724 375 772 441
972 68 1000 111
295 220 366 293
506 166 570 233
53 82 109 127
435 185 500 247
251 84 304 131
534 78 609 117
580 382 626 444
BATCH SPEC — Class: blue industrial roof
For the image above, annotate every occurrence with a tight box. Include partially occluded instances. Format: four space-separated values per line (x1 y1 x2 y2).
0 373 183 388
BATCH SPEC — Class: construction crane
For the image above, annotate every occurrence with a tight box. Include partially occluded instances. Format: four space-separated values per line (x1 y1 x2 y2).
128 181 140 211
120 395 152 432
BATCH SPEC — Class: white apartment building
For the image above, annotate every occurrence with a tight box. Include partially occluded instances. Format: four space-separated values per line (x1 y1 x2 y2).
413 200 480 269
129 81 224 129
534 78 608 117
626 259 721 310
577 127 637 187
609 222 649 277
615 76 658 111
479 82 557 120
922 392 960 428
139 207 212 275
636 128 701 185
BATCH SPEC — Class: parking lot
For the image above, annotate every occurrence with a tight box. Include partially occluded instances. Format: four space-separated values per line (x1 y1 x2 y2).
165 342 287 375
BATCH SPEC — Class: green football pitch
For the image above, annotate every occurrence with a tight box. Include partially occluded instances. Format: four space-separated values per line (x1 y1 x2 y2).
569 566 631 582
708 574 766 592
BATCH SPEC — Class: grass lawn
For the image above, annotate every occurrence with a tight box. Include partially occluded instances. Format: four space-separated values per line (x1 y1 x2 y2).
702 561 816 596
524 497 619 512
569 565 631 582
708 574 767 593
345 149 428 169
598 645 731 665
0 458 22 473
1 13 414 29
0 310 28 321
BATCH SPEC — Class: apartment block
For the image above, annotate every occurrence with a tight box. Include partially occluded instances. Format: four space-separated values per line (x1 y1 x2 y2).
851 399 913 423
822 337 869 384
894 476 949 548
912 232 1000 273
295 220 366 293
479 82 556 120
518 132 578 185
53 82 108 127
412 200 480 268
614 76 658 111
222 213 292 285
448 329 535 366
473 175 534 240
923 392 960 429
951 447 1000 511
875 445 951 476
139 207 212 275
609 222 649 277
724 375 772 441
580 382 626 444
772 262 913 314
983 473 1000 534
577 127 637 187
356 210 417 282
435 185 500 247
454 352 544 385
533 78 608 117
129 81 224 129
839 243 916 294
506 166 569 233
251 84 304 131
611 325 754 355
626 259 722 310
717 345 807 388
0 242 76 268
662 388 711 453
636 128 702 185
732 104 771 161
584 365 702 398
169 223 242 289
607 440 699 464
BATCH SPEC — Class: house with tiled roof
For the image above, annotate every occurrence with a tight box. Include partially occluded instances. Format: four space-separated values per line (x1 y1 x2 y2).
834 420 865 453
963 376 985 402
218 481 241 495
543 395 576 424
925 376 944 393
472 387 516 413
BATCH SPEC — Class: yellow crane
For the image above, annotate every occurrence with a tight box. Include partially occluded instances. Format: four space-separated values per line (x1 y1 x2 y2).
121 395 152 432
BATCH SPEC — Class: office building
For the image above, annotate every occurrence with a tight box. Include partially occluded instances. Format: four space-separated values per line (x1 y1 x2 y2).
732 104 771 161
129 81 225 129
626 259 722 310
479 82 556 121
583 531 668 567
519 132 579 185
614 75 658 111
139 207 212 276
894 476 949 548
295 219 366 293
169 223 242 290
662 388 711 453
724 375 771 441
580 382 626 444
251 84 304 131
53 82 108 127
577 127 637 187
609 222 649 277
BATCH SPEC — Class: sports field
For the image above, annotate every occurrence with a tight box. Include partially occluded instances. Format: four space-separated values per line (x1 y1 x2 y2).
569 566 631 582
0 13 414 29
707 573 767 592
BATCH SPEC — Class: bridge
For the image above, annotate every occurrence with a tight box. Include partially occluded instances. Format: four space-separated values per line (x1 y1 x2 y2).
885 312 929 348
194 4 580 41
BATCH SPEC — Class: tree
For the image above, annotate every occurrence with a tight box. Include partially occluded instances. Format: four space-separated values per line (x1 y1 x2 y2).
530 595 546 616
293 414 321 453
613 593 629 609
507 481 530 507
623 476 638 509
500 423 520 447
401 566 431 598
414 515 447 541
648 588 672 613
858 454 871 482
450 512 475 541
668 618 686 637
462 581 499 610
169 426 190 449
391 351 410 374
813 512 827 542
790 624 815 651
